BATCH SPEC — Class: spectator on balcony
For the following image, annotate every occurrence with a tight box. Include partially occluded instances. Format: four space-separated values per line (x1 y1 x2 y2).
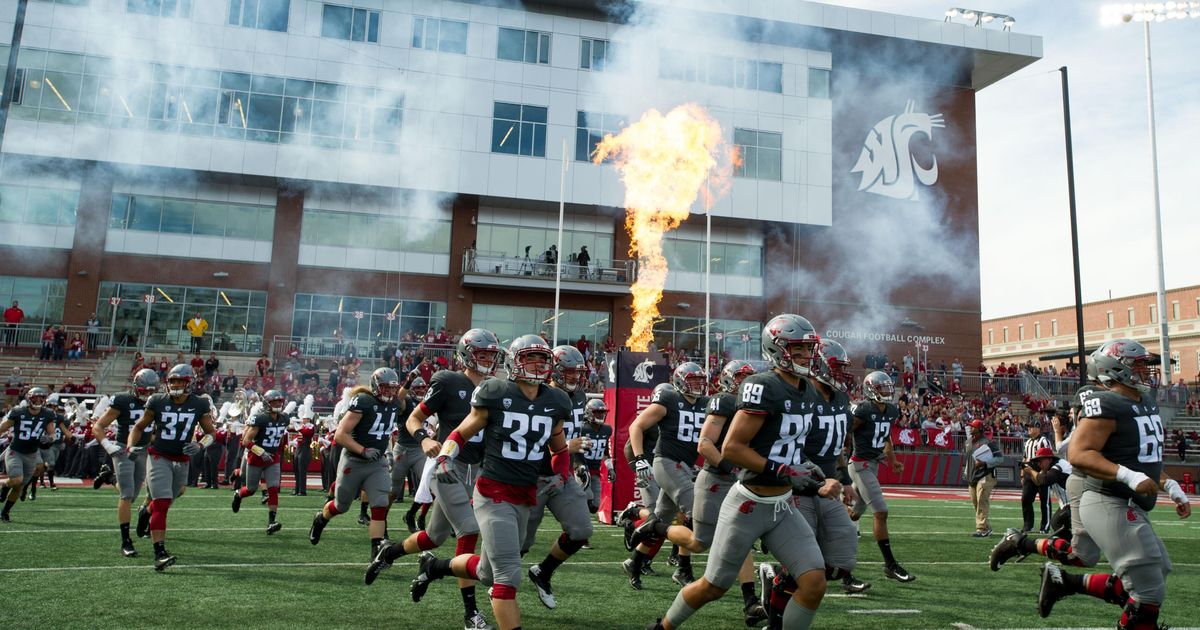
415 355 434 384
603 335 616 354
51 325 66 361
2 300 22 347
80 375 96 394
67 333 84 360
205 353 220 379
576 245 591 278
222 369 238 393
544 244 558 275
85 313 101 351
186 312 208 352
575 334 591 360
434 328 449 346
190 353 205 375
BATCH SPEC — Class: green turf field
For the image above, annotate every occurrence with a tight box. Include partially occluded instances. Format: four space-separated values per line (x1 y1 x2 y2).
1 488 1196 629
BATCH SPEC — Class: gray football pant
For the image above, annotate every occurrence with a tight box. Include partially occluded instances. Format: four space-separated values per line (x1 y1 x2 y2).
691 468 736 549
472 485 530 590
3 450 41 481
1066 474 1100 566
1079 491 1172 605
653 457 696 523
848 459 888 518
426 459 480 545
522 475 594 554
242 457 281 493
332 450 390 513
390 444 426 500
702 483 824 589
146 454 188 500
795 494 858 573
115 449 148 501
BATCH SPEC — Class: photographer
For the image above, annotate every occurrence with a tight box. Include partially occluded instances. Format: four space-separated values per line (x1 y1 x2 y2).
1020 420 1052 533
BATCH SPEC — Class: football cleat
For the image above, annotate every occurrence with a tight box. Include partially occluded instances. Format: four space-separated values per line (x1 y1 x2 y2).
357 513 370 526
309 513 327 545
364 541 402 585
463 611 492 630
154 553 177 572
842 574 871 593
410 551 438 603
667 549 680 567
640 561 656 576
266 522 282 535
1 512 10 523
671 567 695 587
971 528 993 538
136 504 151 538
623 558 644 590
231 491 243 514
743 599 767 627
1038 562 1072 618
884 563 916 582
93 465 114 489
990 528 1030 571
121 541 138 558
404 511 418 534
528 564 557 609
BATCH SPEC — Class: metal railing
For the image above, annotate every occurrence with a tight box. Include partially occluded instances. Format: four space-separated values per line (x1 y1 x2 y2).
270 335 456 365
463 250 636 284
0 323 114 354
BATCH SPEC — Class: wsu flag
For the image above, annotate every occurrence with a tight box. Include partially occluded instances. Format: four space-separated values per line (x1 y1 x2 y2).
891 427 920 448
926 427 954 449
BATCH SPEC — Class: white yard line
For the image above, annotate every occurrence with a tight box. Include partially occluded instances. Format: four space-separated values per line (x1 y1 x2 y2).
848 609 921 614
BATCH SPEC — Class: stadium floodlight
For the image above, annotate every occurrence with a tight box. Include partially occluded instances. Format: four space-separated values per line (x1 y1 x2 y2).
1101 2 1193 384
1102 2 1200 23
944 7 1016 30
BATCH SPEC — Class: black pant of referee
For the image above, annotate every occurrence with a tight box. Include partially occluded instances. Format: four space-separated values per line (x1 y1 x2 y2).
1020 429 1052 532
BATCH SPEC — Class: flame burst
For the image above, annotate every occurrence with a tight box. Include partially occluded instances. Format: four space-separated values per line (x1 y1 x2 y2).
593 103 736 351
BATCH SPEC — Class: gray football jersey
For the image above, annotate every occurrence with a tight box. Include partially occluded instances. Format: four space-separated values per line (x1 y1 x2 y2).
803 386 851 478
1079 388 1164 511
850 401 899 462
539 387 586 475
651 383 708 464
471 378 572 487
735 371 815 489
702 392 737 473
110 393 149 447
424 370 485 465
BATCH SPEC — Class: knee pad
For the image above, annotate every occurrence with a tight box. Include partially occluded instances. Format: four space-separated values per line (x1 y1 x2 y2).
370 506 389 521
557 532 587 555
324 500 343 516
416 530 437 551
149 498 172 530
465 555 481 581
456 533 478 556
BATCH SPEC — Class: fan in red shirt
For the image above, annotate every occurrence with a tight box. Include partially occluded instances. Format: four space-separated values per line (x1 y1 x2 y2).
79 376 97 394
256 354 271 377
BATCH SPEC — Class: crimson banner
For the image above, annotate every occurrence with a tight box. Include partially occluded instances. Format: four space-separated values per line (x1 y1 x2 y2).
926 427 954 449
597 351 668 524
891 427 920 448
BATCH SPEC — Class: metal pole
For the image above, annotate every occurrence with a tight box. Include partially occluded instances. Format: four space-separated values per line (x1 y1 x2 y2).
553 138 567 345
704 211 711 372
1060 67 1087 388
141 299 152 354
109 301 117 349
1142 22 1171 387
0 0 29 153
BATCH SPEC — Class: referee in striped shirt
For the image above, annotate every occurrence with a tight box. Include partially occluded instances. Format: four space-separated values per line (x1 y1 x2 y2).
1019 419 1052 532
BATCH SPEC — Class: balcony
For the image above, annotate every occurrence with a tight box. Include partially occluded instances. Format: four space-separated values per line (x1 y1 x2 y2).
461 250 636 295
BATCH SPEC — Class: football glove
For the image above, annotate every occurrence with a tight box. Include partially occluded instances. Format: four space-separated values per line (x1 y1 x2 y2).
633 456 653 485
182 441 203 456
434 455 458 484
260 452 275 465
360 447 382 462
574 465 591 490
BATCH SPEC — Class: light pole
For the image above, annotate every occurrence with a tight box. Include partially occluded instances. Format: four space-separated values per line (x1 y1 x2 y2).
1101 2 1197 385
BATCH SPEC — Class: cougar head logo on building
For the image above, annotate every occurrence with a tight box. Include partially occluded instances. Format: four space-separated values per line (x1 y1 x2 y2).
632 359 655 384
851 100 945 201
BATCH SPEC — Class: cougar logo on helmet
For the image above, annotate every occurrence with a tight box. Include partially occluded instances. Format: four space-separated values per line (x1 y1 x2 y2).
455 328 502 376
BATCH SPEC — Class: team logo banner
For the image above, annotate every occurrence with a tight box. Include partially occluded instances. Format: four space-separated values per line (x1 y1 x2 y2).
926 427 955 449
892 427 920 447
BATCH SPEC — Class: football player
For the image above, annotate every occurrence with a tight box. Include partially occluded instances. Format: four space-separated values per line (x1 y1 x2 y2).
629 359 766 623
522 345 594 609
36 396 71 493
128 365 216 570
622 362 709 589
232 389 290 534
91 369 159 555
395 376 429 531
647 314 835 630
579 398 614 515
847 370 915 582
308 369 401 558
797 341 870 594
365 329 501 630
408 334 572 630
1037 340 1190 628
0 387 60 522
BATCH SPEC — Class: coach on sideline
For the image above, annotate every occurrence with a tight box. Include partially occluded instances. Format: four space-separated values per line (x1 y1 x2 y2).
965 419 1002 537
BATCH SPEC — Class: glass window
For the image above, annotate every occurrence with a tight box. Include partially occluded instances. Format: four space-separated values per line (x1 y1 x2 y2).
192 202 227 236
322 4 378 43
733 128 782 181
0 186 27 223
808 67 830 99
159 199 194 234
127 0 192 17
437 20 468 54
580 38 609 71
575 110 625 162
0 276 67 329
229 0 289 32
492 102 547 157
225 204 258 238
498 28 549 64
